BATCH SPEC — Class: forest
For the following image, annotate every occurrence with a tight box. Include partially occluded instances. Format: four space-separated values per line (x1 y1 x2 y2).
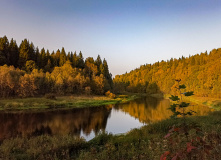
0 35 113 98
114 48 221 98
1 35 221 99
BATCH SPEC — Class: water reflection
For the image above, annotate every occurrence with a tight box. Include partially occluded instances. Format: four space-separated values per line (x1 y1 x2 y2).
0 96 213 141
115 97 171 123
0 106 111 141
116 96 213 123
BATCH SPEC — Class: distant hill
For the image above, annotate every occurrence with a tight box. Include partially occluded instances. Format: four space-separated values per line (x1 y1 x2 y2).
114 48 221 98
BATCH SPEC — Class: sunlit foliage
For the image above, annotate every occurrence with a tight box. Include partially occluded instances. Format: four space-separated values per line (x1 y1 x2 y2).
0 35 113 97
114 49 221 98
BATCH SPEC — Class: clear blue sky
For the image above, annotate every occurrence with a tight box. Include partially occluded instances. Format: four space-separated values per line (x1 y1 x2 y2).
1 0 221 76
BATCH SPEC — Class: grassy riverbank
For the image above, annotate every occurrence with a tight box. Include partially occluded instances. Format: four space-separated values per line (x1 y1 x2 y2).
0 110 221 159
0 94 140 111
162 94 221 110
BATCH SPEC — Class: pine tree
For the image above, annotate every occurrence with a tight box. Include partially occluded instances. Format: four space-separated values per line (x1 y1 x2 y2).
72 51 78 68
55 49 61 67
18 39 31 68
29 42 35 61
36 47 41 68
95 55 102 75
0 36 9 65
77 51 84 69
8 39 19 67
40 48 47 68
59 47 66 66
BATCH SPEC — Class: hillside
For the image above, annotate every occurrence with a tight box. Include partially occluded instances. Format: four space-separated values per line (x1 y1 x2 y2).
114 48 221 98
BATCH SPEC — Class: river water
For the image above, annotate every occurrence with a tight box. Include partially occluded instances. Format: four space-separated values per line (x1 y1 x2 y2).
0 96 213 141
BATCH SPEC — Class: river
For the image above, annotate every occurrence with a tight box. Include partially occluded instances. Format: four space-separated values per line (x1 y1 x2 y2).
0 96 212 141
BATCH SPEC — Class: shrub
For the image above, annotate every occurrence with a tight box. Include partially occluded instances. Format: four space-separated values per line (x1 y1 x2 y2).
105 91 116 99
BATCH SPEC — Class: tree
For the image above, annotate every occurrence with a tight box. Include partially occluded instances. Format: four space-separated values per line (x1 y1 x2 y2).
0 51 7 66
77 51 84 69
59 47 66 66
36 47 41 68
40 48 47 68
0 36 9 65
25 60 36 73
44 59 52 72
84 57 98 78
18 39 30 68
29 42 35 61
161 80 213 159
8 39 19 67
18 73 37 97
55 49 61 67
95 55 102 75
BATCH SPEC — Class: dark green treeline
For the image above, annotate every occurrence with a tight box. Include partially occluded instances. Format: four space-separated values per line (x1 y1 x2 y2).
0 35 112 97
114 48 221 98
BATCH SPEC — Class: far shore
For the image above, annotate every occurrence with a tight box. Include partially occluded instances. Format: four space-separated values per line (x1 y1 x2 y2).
150 93 221 110
0 94 141 111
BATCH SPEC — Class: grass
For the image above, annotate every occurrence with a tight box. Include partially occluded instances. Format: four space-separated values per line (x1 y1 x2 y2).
162 94 221 111
0 111 221 159
0 94 140 111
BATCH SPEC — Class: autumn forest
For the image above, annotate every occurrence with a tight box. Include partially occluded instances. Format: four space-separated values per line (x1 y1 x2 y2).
0 35 113 98
114 48 221 98
1 35 221 99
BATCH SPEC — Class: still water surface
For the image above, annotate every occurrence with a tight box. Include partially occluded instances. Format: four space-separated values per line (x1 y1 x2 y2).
0 96 212 141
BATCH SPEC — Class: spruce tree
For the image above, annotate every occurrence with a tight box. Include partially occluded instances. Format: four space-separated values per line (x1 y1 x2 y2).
0 36 9 65
72 51 78 68
18 39 30 68
8 38 19 67
77 51 84 69
95 55 102 75
59 47 66 66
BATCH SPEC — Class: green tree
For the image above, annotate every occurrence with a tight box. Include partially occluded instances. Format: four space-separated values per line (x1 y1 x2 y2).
72 51 78 68
18 39 30 68
95 55 102 75
8 38 19 67
77 51 84 69
59 47 66 66
0 36 9 65
40 48 47 68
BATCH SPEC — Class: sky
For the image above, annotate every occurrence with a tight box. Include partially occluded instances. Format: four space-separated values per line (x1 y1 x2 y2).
1 0 221 76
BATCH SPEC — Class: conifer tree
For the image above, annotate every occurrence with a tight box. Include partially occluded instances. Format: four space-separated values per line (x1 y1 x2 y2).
55 49 61 66
8 39 19 67
95 55 102 75
18 39 30 68
40 48 47 68
77 51 84 69
72 51 78 68
29 42 35 61
59 47 66 66
36 47 41 68
0 36 9 65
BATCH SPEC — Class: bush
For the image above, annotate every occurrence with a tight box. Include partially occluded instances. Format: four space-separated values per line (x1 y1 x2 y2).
45 93 56 100
105 91 116 99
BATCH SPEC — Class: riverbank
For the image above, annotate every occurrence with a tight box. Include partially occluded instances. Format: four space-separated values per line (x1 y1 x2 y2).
1 110 220 159
161 94 221 110
0 94 140 111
